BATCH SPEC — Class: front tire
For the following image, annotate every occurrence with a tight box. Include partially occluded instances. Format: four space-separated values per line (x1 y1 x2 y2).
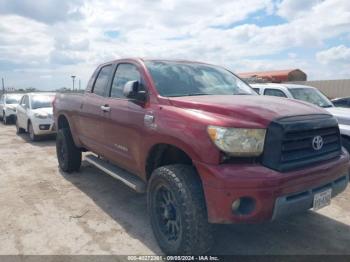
56 128 81 173
148 164 213 255
28 121 39 141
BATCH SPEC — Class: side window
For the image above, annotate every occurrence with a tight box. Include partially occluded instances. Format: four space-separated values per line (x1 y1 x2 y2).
20 96 25 106
264 88 287 98
110 63 141 98
24 96 29 108
92 65 113 97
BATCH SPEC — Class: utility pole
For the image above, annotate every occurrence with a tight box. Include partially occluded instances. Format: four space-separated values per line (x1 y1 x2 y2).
1 77 5 95
71 75 76 91
79 78 81 90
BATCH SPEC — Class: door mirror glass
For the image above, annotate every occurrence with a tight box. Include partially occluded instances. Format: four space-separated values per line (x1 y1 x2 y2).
123 80 147 102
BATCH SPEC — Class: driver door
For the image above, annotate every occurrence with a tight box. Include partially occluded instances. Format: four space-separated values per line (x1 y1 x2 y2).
103 63 147 173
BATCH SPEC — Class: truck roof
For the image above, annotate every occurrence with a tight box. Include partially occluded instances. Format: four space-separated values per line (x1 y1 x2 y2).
101 57 218 67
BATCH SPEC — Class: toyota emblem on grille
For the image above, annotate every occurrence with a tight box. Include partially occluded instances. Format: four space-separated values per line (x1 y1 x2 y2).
312 136 324 150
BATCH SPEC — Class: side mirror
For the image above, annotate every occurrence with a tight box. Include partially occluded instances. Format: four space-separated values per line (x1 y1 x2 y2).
123 80 147 103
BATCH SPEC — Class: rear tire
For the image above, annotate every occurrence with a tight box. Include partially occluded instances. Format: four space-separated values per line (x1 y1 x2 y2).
148 164 213 255
28 121 39 141
56 128 81 173
16 119 25 134
342 136 350 154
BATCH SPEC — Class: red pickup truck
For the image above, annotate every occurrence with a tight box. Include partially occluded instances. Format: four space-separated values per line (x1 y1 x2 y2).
53 58 349 254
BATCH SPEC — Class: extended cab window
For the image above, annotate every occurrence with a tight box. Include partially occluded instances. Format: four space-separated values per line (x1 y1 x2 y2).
93 65 112 96
110 63 141 98
264 89 287 98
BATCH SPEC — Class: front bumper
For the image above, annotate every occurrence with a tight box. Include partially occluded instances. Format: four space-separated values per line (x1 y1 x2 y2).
32 118 56 135
272 175 348 220
5 109 16 119
195 150 350 224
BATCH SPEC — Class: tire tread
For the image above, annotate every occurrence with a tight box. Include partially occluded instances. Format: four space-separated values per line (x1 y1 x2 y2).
56 128 81 173
148 164 213 254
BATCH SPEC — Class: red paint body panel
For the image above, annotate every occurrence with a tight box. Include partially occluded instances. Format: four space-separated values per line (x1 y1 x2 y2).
53 58 349 224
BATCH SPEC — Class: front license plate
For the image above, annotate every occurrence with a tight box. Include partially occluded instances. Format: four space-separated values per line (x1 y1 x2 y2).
313 189 332 210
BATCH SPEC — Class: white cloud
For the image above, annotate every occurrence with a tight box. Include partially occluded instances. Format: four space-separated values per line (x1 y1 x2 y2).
0 0 84 24
0 15 52 65
316 45 350 64
0 0 350 89
277 0 321 20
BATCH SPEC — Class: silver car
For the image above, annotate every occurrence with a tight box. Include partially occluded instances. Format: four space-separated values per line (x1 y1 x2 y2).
0 93 23 124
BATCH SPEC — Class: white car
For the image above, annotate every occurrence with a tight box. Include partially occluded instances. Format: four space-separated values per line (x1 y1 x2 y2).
0 93 23 124
16 93 56 141
251 83 350 152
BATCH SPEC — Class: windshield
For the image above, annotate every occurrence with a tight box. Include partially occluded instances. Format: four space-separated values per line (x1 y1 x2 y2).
31 95 55 109
6 95 22 104
145 61 255 97
288 88 333 108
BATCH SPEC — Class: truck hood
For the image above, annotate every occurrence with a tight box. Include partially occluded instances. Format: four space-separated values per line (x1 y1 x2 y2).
168 95 329 126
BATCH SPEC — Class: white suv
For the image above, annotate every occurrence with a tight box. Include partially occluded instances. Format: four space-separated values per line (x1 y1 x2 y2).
0 93 23 124
251 83 350 152
16 93 56 141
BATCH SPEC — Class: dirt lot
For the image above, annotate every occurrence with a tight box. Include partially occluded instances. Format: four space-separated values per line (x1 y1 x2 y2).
0 123 349 255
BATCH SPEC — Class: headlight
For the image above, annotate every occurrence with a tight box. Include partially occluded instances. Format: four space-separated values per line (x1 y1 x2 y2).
207 126 266 156
34 113 48 119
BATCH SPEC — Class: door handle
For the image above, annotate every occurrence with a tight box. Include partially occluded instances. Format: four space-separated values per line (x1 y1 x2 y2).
100 105 110 112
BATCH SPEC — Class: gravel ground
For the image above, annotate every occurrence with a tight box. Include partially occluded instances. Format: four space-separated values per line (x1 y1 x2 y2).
0 123 349 255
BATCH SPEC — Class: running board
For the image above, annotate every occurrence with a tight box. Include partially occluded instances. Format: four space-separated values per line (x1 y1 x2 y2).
85 154 146 193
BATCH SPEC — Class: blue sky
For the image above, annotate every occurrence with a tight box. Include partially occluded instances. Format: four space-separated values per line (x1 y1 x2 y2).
0 0 349 90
